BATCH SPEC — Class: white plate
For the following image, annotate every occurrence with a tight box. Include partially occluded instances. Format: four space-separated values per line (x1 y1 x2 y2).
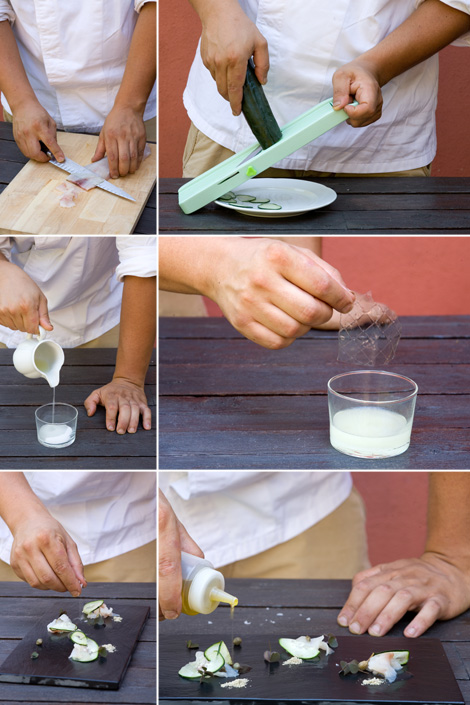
215 178 337 218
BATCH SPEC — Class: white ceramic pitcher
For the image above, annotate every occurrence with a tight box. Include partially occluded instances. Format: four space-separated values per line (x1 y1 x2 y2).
12 326 64 388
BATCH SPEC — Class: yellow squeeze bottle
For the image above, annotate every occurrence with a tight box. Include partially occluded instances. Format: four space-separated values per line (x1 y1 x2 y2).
181 551 238 616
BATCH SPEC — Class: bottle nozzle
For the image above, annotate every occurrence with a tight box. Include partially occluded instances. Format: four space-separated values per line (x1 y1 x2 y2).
209 586 238 607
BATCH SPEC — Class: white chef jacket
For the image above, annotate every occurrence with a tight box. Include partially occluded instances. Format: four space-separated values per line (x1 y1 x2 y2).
184 0 470 173
159 472 352 567
0 471 156 566
0 236 156 348
0 0 156 134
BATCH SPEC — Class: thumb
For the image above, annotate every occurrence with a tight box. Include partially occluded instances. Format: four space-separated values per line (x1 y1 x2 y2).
84 390 101 417
92 132 106 163
38 294 53 331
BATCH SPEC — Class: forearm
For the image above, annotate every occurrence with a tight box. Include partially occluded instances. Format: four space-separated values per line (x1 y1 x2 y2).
114 276 156 386
425 472 470 569
188 0 242 24
0 473 48 535
158 236 233 297
358 0 470 87
0 21 38 112
113 3 156 114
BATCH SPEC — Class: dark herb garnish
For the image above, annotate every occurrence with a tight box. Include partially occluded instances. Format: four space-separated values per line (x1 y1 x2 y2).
98 646 108 658
31 651 39 659
236 663 252 675
264 650 280 663
339 658 369 676
186 640 199 649
327 634 338 649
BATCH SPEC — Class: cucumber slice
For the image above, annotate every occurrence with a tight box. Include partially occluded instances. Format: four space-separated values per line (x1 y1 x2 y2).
235 195 256 202
69 639 99 663
258 203 282 210
279 636 324 660
204 652 225 674
70 630 88 646
250 198 271 204
47 614 77 633
82 600 104 616
219 192 236 201
204 641 233 666
178 662 201 679
234 204 254 209
374 650 409 665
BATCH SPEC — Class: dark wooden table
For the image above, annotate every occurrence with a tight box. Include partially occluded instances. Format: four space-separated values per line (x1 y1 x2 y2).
159 578 470 704
159 316 470 469
159 177 470 234
0 581 155 704
0 348 156 469
0 122 156 234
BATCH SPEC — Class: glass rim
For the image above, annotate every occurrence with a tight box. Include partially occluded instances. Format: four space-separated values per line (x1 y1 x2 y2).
35 402 78 423
327 369 418 405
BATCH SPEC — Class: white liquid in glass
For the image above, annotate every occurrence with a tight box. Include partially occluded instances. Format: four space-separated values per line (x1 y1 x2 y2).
330 406 411 458
38 423 74 446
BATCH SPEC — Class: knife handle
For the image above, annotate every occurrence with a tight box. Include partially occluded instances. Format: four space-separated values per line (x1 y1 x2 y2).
39 140 51 157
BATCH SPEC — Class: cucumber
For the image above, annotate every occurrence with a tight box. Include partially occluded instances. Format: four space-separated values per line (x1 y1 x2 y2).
204 652 225 674
205 641 233 666
47 614 77 633
235 195 256 202
242 58 282 150
82 600 104 615
219 192 236 201
234 204 253 208
178 662 202 679
70 630 88 646
257 203 282 210
279 636 324 660
69 639 99 663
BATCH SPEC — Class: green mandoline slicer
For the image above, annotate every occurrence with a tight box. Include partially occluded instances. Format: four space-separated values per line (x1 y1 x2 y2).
178 98 357 214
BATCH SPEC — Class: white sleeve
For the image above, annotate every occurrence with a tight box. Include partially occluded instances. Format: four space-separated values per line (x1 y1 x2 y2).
134 0 156 12
0 238 13 260
415 0 470 46
115 237 156 281
0 0 15 24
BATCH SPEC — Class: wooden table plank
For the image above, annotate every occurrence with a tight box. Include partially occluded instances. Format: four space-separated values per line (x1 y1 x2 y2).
159 177 470 234
0 349 156 469
159 316 470 469
0 123 155 234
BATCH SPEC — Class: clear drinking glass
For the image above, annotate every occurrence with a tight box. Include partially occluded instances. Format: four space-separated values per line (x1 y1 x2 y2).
35 403 78 448
328 370 418 459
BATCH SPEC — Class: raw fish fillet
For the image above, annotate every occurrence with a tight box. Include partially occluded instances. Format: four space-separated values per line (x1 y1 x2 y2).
66 143 152 189
56 181 82 208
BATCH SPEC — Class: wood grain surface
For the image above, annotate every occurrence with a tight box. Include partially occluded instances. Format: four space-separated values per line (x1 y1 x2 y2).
159 177 470 234
159 579 470 704
0 348 156 470
0 130 156 235
158 316 470 469
0 582 155 704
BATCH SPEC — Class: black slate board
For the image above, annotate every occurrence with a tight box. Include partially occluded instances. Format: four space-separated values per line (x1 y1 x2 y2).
159 634 464 704
0 601 149 690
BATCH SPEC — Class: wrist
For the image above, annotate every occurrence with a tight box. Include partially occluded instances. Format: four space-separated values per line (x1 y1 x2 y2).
112 373 145 388
8 91 41 115
112 94 147 117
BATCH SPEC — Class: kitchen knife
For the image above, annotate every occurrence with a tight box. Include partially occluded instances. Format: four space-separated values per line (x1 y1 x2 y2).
39 142 136 202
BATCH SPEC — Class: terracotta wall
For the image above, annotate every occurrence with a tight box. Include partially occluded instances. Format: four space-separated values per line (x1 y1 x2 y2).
159 2 470 177
352 473 428 565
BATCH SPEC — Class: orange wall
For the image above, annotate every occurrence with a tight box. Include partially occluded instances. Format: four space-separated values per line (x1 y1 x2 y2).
352 472 428 565
159 4 470 177
204 236 470 316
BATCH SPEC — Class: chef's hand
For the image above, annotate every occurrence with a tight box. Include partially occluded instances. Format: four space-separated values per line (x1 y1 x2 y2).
207 239 355 349
338 552 470 638
84 377 151 434
332 60 383 127
10 509 86 596
159 489 204 620
0 259 53 334
12 97 65 162
92 105 147 179
197 0 269 115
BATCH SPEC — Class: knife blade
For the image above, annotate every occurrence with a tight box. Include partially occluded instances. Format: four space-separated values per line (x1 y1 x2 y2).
39 141 136 202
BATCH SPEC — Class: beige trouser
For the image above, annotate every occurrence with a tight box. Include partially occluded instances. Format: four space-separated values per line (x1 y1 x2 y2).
0 539 156 583
0 324 120 350
219 487 370 580
183 122 432 179
4 110 156 143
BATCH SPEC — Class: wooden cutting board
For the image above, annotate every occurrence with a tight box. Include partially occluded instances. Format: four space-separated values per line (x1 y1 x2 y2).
0 601 149 690
0 132 156 234
159 634 464 704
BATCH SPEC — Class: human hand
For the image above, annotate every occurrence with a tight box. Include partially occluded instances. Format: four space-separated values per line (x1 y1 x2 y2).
338 552 470 638
92 105 147 179
12 97 65 162
84 377 151 434
0 260 53 334
10 509 86 596
206 238 355 349
199 3 269 115
159 489 204 620
332 59 383 127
